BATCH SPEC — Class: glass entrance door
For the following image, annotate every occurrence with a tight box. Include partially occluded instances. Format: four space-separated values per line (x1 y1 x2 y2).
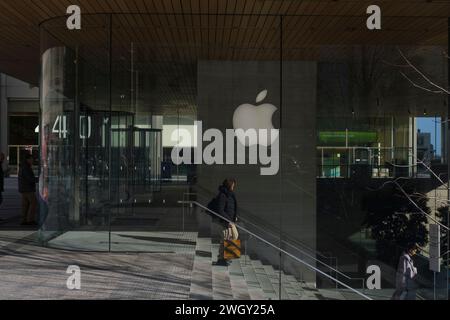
110 126 162 251
132 129 162 205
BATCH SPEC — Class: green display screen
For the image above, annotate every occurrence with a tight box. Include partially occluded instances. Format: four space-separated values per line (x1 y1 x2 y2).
319 131 378 144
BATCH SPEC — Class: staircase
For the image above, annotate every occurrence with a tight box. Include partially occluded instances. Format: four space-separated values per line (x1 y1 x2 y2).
187 209 349 300
179 201 378 300
189 235 352 300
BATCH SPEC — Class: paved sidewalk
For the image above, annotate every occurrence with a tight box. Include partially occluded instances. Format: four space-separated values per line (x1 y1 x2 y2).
1 177 38 237
0 177 198 299
0 233 195 299
0 177 21 222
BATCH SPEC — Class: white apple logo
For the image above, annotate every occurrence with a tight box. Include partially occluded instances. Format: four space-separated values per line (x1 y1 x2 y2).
232 90 278 146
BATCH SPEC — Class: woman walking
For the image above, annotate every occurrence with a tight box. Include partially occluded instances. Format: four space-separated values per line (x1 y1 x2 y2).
391 243 419 300
215 178 239 266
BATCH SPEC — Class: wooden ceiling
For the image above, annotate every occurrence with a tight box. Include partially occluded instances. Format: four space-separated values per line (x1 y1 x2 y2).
0 0 448 85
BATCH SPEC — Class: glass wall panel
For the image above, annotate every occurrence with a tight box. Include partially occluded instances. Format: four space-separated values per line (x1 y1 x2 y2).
312 43 449 299
38 12 448 299
39 15 111 250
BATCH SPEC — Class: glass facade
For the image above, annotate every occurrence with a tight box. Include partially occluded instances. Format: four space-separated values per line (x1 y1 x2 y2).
39 14 448 299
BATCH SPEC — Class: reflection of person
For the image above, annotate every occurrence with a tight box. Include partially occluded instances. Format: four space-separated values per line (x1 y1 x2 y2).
0 153 4 216
18 154 38 226
391 244 419 300
216 178 239 266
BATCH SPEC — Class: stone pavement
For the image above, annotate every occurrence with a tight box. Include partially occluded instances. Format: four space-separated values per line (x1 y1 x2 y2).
0 178 400 300
0 233 195 299
0 177 23 223
0 177 195 299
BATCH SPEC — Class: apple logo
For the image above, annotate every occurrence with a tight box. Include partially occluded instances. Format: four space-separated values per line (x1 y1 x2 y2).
232 90 278 147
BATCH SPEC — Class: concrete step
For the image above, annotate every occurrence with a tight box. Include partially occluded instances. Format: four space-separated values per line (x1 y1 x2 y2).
227 256 252 299
257 264 302 300
198 218 359 301
287 274 346 300
281 273 320 300
189 237 213 300
252 260 300 300
210 244 233 300
316 288 347 300
212 264 234 300
247 259 279 300
239 257 272 300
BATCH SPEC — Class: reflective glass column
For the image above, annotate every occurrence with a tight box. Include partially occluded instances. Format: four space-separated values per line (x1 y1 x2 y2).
40 15 111 250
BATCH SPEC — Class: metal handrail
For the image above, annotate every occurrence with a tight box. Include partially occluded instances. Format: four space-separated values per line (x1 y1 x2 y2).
178 199 372 300
238 215 366 288
192 192 364 285
235 211 365 283
194 190 335 261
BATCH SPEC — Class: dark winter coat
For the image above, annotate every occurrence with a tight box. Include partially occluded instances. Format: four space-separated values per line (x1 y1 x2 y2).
217 185 237 225
0 161 4 193
18 162 37 193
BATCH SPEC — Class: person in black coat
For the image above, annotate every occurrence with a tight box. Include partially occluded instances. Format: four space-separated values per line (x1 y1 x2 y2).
216 181 238 226
0 152 4 209
18 153 38 225
215 178 239 266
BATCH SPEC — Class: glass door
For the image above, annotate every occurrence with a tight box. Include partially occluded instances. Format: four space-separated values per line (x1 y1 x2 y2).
110 126 163 251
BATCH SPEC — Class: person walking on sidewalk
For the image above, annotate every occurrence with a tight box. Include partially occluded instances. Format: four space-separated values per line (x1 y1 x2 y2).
18 154 38 226
0 152 5 221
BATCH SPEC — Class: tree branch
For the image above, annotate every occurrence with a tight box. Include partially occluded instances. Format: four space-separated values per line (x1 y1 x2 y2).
400 72 445 94
392 180 449 231
397 47 450 95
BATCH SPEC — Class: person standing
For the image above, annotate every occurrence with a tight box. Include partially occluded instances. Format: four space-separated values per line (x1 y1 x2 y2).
18 153 38 226
214 178 239 266
0 152 5 221
391 243 419 300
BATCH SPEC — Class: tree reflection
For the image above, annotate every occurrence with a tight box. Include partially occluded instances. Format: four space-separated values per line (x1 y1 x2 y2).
363 184 428 265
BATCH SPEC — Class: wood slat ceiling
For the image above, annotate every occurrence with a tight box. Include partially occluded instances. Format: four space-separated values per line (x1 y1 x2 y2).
0 0 448 85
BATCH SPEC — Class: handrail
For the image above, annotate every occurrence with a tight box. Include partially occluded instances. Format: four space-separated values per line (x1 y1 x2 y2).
179 199 372 300
194 189 335 261
191 192 364 285
237 215 366 288
240 216 331 258
194 186 363 264
234 212 364 283
238 215 331 258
